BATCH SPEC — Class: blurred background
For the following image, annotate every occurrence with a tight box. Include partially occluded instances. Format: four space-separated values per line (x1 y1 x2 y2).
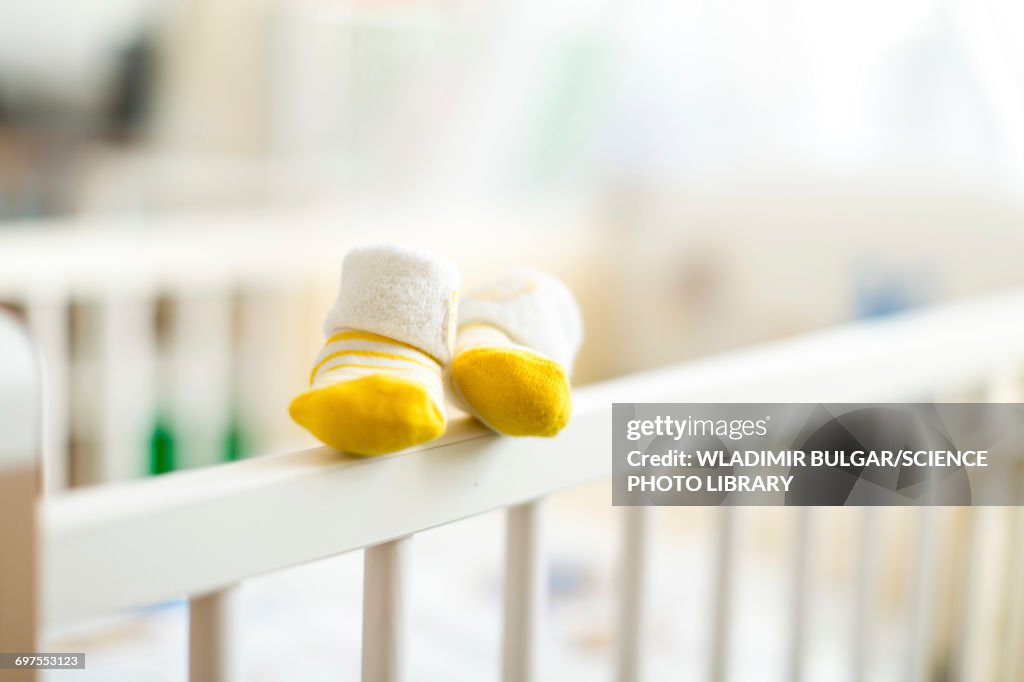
2 0 1024 679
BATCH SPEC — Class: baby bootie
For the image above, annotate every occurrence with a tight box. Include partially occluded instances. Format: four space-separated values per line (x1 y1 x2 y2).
290 245 459 455
450 270 582 437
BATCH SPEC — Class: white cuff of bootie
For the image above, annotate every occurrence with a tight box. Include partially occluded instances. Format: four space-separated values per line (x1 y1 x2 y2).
323 245 460 364
458 270 583 372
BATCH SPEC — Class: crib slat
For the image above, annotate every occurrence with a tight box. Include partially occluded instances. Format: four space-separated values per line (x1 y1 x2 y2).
979 368 1024 682
709 506 736 682
234 289 305 454
189 586 240 682
363 537 411 682
170 292 233 470
957 373 1021 682
26 293 69 492
956 503 1008 682
906 506 938 682
617 505 652 682
1002 473 1024 682
954 509 983 682
786 508 813 682
98 295 156 482
503 500 545 682
851 507 878 682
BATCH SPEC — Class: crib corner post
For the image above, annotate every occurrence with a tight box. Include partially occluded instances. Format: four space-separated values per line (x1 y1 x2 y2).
0 312 41 681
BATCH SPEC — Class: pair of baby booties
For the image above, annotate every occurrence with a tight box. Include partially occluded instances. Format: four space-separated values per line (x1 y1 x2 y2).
290 245 583 455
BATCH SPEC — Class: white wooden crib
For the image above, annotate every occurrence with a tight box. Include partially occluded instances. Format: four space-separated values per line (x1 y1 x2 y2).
3 286 1024 682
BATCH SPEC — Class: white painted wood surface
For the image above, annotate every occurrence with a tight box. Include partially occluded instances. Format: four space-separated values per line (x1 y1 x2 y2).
502 501 546 682
189 586 241 682
1002 477 1024 682
982 368 1024 682
954 373 1021 682
954 509 982 682
786 508 813 682
851 507 878 682
616 505 652 682
708 506 737 682
39 288 1024 627
906 506 939 682
956 503 1010 682
98 295 156 482
362 538 411 682
170 291 233 470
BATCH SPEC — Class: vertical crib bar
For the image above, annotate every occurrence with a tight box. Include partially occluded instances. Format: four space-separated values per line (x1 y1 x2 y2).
26 293 69 492
233 289 302 454
851 507 878 682
189 586 241 682
954 509 984 682
617 505 652 682
786 508 813 682
709 506 736 682
503 500 545 682
906 506 938 682
363 537 411 682
98 294 156 482
1002 471 1024 682
980 367 1024 682
958 371 1020 682
956 502 1007 682
170 291 233 470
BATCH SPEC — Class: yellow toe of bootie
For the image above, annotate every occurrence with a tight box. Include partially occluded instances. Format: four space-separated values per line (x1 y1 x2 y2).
290 374 446 456
451 344 572 437
451 267 582 439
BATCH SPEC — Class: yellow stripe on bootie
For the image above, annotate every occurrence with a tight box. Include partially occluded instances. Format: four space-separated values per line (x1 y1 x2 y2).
451 271 583 438
290 246 459 456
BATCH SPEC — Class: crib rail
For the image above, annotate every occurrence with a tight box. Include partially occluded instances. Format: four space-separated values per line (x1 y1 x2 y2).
29 287 1024 680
